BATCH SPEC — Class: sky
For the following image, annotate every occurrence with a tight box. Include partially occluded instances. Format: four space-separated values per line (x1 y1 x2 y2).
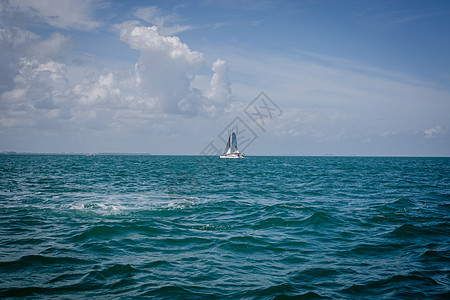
0 0 449 156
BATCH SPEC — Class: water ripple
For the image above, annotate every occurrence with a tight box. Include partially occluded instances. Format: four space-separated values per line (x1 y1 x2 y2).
0 155 449 298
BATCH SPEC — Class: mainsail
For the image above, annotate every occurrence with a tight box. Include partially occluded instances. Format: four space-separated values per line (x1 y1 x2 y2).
224 134 231 154
223 132 239 155
231 132 238 153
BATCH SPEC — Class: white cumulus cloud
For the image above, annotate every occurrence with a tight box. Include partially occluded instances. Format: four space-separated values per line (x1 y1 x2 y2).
205 59 232 115
73 72 121 106
119 23 231 116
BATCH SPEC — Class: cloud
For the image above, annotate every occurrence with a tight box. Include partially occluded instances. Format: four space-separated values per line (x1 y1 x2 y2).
119 23 231 116
272 107 354 142
0 3 231 152
160 24 195 36
205 59 232 115
134 6 194 35
73 72 121 106
0 26 38 47
357 3 450 30
0 27 38 92
424 125 446 139
32 32 73 60
0 28 73 96
211 22 232 29
0 56 72 133
0 19 233 150
119 23 203 114
119 24 203 65
134 6 168 27
0 0 75 94
9 0 101 30
0 26 118 133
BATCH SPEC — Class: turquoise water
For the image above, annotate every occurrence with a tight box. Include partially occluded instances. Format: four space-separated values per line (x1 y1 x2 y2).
0 155 449 299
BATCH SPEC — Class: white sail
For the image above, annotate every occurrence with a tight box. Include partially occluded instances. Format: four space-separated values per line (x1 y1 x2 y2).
231 132 239 153
224 134 231 154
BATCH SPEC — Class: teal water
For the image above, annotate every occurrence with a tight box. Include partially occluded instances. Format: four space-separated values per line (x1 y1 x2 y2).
0 155 449 299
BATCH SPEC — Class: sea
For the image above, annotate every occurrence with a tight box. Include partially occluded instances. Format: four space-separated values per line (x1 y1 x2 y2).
0 154 449 299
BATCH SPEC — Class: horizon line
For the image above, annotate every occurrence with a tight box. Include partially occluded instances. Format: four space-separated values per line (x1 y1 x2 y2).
1 151 449 158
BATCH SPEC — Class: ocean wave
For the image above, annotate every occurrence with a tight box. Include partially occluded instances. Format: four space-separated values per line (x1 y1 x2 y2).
241 284 331 299
341 273 445 298
419 249 450 264
386 223 449 239
138 285 215 299
253 217 303 229
346 242 404 257
0 254 91 273
300 211 340 229
71 225 123 242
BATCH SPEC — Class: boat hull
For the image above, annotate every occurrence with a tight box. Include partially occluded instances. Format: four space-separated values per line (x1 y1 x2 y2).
219 153 244 159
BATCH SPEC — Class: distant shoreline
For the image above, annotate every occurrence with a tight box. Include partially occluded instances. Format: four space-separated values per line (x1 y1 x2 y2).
1 152 449 158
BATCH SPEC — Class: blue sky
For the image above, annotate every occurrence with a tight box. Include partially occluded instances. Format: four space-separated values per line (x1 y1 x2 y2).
1 0 449 156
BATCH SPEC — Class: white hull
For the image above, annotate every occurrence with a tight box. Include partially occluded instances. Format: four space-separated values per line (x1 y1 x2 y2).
220 153 244 159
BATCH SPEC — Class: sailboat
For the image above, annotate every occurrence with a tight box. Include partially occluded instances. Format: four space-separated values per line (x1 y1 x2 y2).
220 132 245 158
